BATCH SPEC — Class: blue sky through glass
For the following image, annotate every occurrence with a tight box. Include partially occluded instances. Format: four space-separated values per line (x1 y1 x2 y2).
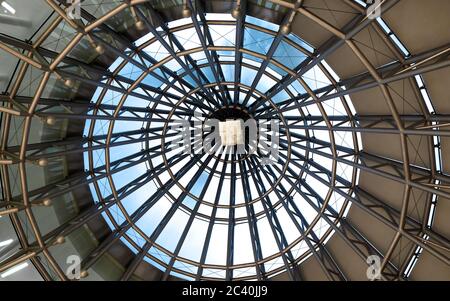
83 13 357 280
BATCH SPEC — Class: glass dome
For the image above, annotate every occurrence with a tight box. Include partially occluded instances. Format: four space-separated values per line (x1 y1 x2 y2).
83 13 358 280
1 0 448 283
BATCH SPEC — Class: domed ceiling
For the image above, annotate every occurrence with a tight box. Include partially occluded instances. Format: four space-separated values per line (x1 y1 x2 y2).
0 0 449 281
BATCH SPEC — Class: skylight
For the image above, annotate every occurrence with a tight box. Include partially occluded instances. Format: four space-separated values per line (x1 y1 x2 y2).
1 1 15 15
83 13 357 280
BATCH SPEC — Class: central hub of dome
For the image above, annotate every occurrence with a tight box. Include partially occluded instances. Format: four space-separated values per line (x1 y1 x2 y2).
81 11 358 281
210 106 252 121
219 119 245 146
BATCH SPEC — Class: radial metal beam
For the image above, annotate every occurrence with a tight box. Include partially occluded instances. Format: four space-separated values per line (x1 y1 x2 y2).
11 142 171 205
241 0 303 107
246 156 302 281
161 152 224 280
286 123 450 137
188 0 231 105
120 152 216 280
257 54 450 117
238 156 267 280
224 152 237 280
0 32 211 114
277 143 450 266
282 137 450 200
250 0 400 112
134 2 223 108
2 129 177 161
281 131 450 187
4 144 205 261
51 1 216 113
0 149 196 275
354 187 450 250
195 153 229 280
271 155 400 280
254 156 347 281
233 0 247 105
80 155 202 270
6 95 197 120
255 44 450 115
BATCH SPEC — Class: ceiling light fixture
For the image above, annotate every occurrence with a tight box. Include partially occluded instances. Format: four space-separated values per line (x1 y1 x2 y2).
0 238 14 248
0 262 28 278
1 1 16 15
219 120 245 146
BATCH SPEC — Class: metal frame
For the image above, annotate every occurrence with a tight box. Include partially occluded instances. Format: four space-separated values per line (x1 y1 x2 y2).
0 0 449 281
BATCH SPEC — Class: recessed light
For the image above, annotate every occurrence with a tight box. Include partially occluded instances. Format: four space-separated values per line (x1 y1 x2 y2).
1 1 16 15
